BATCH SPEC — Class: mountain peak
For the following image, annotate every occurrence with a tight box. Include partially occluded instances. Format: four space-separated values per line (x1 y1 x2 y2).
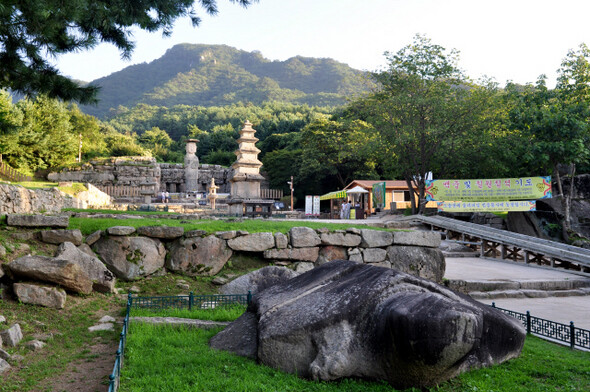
81 44 370 118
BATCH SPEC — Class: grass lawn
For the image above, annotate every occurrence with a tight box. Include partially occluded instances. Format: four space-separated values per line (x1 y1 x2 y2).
120 319 590 392
68 217 390 236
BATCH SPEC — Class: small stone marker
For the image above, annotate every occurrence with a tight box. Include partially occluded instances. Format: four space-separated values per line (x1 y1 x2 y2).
88 323 114 332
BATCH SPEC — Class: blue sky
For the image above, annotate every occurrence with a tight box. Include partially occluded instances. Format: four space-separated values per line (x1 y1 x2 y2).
54 0 590 87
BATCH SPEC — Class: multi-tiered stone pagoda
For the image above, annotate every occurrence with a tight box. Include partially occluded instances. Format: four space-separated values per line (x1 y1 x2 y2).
227 121 273 217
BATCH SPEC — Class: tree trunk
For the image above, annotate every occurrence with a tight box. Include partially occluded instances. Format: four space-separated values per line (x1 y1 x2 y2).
404 175 417 215
563 163 575 232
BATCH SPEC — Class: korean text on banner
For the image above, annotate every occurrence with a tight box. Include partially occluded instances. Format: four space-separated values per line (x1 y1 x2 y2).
437 200 537 212
425 176 551 202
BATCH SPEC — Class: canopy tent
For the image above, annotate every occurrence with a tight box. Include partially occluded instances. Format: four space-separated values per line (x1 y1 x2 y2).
346 185 369 194
319 190 347 200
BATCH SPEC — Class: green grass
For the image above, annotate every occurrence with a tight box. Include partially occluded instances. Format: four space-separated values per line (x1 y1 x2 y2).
131 304 247 322
68 217 389 236
10 180 58 189
120 322 590 392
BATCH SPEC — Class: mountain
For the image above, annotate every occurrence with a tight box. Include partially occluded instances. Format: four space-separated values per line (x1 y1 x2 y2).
81 44 372 118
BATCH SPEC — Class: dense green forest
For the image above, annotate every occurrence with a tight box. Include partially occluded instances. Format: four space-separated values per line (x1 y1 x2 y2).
81 44 371 118
1 37 589 213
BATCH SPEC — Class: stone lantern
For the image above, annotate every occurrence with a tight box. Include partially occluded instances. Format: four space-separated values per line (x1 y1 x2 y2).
208 178 219 209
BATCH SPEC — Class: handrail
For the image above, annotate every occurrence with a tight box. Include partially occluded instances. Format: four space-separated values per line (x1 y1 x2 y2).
0 162 32 182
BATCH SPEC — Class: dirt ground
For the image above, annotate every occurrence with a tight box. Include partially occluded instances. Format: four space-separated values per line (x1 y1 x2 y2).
33 340 118 392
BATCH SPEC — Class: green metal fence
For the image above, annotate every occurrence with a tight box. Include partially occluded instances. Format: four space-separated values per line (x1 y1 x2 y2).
491 302 590 350
107 292 250 392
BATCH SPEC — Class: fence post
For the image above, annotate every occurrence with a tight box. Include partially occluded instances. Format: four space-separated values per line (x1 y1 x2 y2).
570 321 575 349
491 302 495 308
526 311 531 335
109 374 115 391
247 290 252 305
189 292 193 311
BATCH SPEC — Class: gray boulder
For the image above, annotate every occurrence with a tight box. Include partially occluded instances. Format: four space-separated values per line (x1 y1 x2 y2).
320 232 361 247
107 226 136 236
0 324 23 347
227 232 275 252
360 229 393 247
137 226 184 239
56 242 116 293
0 358 10 374
220 266 299 295
85 230 102 246
39 229 83 245
8 256 93 294
274 232 288 249
93 236 165 280
167 235 232 276
393 231 441 248
290 227 321 248
386 246 446 283
317 246 347 265
6 214 68 228
263 247 319 263
13 283 66 309
210 261 525 389
362 248 387 263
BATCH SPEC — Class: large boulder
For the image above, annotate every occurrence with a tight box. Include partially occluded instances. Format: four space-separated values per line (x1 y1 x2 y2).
227 232 275 252
386 246 446 283
167 235 232 276
220 266 299 295
210 260 525 389
7 256 93 294
39 229 83 245
13 283 66 309
55 242 116 293
93 236 165 280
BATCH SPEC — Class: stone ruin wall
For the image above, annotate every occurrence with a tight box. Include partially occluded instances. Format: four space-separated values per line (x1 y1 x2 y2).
0 184 74 214
47 157 238 195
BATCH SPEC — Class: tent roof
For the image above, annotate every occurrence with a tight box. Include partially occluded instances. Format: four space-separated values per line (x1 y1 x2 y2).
319 190 347 200
346 185 369 194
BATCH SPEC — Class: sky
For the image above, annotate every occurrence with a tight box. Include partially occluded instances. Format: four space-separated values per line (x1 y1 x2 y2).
54 0 590 87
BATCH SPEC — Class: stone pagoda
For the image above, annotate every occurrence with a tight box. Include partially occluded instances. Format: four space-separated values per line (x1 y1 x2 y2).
227 121 273 217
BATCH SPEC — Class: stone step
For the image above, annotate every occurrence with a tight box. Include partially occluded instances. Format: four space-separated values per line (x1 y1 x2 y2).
443 251 479 258
469 287 590 300
447 278 590 293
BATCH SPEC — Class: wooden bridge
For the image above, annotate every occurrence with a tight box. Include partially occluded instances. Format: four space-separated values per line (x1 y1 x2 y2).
411 215 590 275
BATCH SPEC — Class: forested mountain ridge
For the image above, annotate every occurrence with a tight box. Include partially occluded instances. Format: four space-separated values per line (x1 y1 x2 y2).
81 44 371 118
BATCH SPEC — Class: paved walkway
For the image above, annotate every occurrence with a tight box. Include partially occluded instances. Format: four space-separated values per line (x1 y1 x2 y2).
445 257 590 329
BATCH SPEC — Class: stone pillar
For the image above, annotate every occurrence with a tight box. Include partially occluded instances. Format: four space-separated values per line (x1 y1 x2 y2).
184 139 199 193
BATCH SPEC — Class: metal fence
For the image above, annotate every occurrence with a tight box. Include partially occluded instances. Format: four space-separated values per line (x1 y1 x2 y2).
107 292 250 392
491 303 590 350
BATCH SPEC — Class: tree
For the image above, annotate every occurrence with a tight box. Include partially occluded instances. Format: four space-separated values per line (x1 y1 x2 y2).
368 35 499 214
299 117 379 193
138 126 174 161
507 44 590 231
0 0 256 103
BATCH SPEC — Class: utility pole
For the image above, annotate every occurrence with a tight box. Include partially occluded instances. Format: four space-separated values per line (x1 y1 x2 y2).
287 176 294 211
78 133 82 163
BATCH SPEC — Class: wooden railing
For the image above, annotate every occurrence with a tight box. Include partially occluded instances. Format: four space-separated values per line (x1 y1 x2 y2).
260 188 283 200
96 185 141 198
0 162 32 182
